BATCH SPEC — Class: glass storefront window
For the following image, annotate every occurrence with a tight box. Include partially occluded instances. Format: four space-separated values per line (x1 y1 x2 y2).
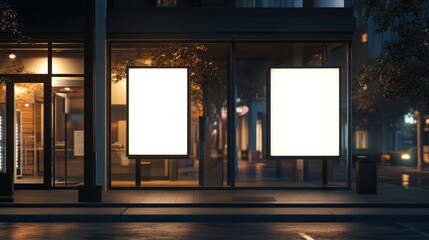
235 43 348 187
0 43 48 74
53 43 84 74
314 0 352 8
52 77 84 187
110 42 228 187
51 42 85 187
236 0 303 8
109 41 350 188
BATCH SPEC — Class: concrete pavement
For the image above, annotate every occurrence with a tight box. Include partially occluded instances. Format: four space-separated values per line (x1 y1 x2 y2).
1 183 429 222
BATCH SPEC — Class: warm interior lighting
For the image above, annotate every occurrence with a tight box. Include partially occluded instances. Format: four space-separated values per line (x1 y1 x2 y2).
8 53 16 59
127 67 188 157
24 103 30 108
59 87 72 92
269 68 340 157
361 33 368 43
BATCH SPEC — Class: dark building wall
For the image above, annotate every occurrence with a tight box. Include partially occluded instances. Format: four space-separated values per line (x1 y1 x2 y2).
107 8 355 40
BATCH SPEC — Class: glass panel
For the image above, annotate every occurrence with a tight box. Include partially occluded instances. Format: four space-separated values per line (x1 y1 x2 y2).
314 0 352 8
110 42 228 187
327 43 348 185
236 0 303 8
0 82 5 173
53 43 84 74
236 43 348 187
53 80 84 187
0 44 48 74
14 82 44 184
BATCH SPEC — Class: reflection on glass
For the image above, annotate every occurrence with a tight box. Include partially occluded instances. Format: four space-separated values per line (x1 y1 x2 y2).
236 43 348 187
53 44 84 74
355 129 368 149
314 0 348 8
14 83 44 184
0 44 48 74
53 86 84 187
236 0 302 8
110 43 228 187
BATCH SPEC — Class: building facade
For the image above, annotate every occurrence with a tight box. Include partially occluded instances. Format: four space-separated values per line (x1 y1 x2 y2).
0 0 355 200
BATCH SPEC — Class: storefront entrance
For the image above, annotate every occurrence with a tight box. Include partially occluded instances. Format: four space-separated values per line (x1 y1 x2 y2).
52 86 85 187
2 75 51 189
1 74 84 189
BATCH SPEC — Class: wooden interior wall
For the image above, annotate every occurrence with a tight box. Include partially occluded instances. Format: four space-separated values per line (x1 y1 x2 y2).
20 105 34 175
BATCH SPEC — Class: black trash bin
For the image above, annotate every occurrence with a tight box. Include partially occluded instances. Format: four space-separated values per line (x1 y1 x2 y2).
356 156 377 194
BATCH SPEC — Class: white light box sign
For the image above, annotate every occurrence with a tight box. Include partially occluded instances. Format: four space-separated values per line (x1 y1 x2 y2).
268 67 340 158
127 67 189 158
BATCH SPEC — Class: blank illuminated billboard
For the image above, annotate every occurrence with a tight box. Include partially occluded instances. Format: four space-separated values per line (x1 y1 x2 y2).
268 67 340 158
127 67 189 158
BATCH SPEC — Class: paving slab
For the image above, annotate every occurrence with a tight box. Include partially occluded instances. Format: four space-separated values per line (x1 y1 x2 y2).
0 208 126 222
121 207 335 222
327 208 429 222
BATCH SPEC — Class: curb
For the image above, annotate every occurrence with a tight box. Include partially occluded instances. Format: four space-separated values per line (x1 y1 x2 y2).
1 207 429 223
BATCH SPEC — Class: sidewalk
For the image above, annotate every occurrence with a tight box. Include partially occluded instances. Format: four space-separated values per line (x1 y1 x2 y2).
1 183 429 222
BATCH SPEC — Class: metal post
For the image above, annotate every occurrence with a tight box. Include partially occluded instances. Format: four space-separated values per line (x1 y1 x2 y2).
84 0 96 188
78 0 102 202
416 110 424 171
199 116 206 186
0 80 15 201
135 159 141 187
322 159 328 184
276 160 281 178
347 42 353 189
64 110 68 187
227 43 237 186
95 0 107 189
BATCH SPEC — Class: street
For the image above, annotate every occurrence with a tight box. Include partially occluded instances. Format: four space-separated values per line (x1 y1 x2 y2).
377 165 429 189
0 222 428 239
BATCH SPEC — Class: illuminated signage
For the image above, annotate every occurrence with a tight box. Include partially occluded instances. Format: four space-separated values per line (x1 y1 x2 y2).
268 67 340 158
127 67 189 158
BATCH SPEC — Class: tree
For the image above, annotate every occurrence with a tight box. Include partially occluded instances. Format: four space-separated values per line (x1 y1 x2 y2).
357 0 429 170
0 1 32 103
111 43 223 117
0 1 30 41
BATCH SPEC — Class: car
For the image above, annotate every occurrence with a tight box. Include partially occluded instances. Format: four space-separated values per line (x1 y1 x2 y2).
380 150 417 166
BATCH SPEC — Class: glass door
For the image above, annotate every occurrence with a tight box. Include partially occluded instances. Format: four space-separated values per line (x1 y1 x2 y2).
52 86 84 187
4 75 51 188
14 83 45 184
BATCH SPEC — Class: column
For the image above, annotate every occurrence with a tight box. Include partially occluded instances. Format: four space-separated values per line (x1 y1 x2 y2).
78 0 103 202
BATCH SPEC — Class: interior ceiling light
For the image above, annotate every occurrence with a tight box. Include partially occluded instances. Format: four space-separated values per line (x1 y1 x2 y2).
8 53 16 59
